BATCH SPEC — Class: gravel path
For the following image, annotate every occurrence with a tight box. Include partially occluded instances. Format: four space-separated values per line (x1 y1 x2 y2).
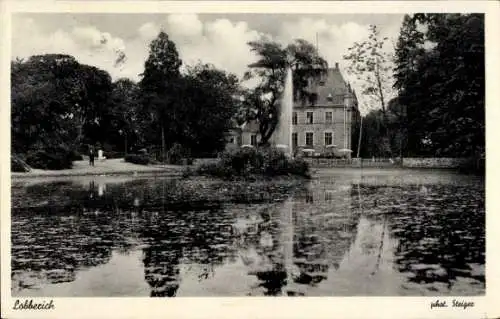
12 158 183 179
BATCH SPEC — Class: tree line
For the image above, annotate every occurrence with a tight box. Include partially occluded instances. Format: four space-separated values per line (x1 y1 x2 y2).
11 39 241 164
352 13 484 159
12 13 485 170
11 31 327 168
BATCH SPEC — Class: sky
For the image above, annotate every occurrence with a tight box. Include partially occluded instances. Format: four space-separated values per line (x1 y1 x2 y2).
11 13 405 114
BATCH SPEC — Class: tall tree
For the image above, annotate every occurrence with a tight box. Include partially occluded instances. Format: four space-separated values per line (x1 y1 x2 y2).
11 54 112 154
139 31 183 160
394 14 484 157
106 78 141 153
242 38 327 145
343 25 394 155
180 63 241 156
393 14 426 156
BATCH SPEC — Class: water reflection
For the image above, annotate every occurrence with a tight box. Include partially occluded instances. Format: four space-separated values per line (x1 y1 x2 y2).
11 172 485 296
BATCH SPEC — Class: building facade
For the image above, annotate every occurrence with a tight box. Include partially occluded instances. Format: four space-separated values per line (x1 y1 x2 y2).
292 63 360 157
226 63 360 157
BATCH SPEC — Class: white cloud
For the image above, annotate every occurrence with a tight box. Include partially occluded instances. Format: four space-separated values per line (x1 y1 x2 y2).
162 16 264 82
12 17 134 80
165 14 203 39
277 17 399 114
11 14 401 112
138 22 159 40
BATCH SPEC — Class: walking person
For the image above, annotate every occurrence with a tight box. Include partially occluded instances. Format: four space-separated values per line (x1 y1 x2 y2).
89 146 95 166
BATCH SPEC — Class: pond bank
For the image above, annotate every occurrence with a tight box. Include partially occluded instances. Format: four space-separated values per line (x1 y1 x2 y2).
11 158 184 179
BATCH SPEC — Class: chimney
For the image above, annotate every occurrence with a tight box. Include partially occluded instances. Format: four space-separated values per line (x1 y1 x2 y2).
335 62 339 69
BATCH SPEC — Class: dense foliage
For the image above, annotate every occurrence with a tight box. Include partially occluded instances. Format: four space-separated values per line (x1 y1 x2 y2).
138 32 240 160
355 14 484 161
11 32 242 169
11 155 31 173
393 13 484 157
25 148 74 170
11 17 484 172
124 154 151 165
193 147 310 179
357 97 407 158
166 143 193 165
240 38 328 145
11 54 113 168
12 55 104 150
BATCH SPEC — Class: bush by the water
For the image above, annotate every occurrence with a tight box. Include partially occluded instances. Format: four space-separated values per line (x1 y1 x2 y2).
124 154 151 165
166 143 193 165
103 150 125 159
193 147 310 179
458 155 485 175
25 148 74 170
69 149 83 161
11 155 31 172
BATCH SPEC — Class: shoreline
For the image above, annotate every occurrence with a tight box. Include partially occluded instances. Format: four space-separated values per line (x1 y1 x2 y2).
10 157 482 181
11 158 184 180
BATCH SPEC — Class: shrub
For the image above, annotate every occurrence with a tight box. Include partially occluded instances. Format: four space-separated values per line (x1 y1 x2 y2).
68 149 83 161
124 154 150 165
458 156 485 175
104 150 125 159
288 158 310 177
218 147 264 175
166 143 193 165
193 146 310 179
195 162 236 179
11 155 31 172
26 149 73 170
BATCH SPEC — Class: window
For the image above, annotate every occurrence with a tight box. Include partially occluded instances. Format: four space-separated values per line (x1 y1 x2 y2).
305 132 314 146
306 112 314 124
229 137 235 144
306 193 314 203
325 111 333 124
250 134 257 146
324 132 333 146
309 93 318 105
292 132 298 148
292 112 297 125
325 190 334 201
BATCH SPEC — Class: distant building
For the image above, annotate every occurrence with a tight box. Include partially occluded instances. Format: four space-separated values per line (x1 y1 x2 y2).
224 119 243 151
226 63 361 158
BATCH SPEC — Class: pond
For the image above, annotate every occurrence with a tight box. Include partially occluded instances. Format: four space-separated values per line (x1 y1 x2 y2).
11 168 485 297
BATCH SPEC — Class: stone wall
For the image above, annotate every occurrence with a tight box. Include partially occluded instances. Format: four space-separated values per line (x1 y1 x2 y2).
303 158 397 168
401 157 470 168
303 157 472 169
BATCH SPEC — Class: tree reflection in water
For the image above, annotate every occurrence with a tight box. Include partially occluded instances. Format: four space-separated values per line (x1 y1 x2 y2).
11 174 484 296
351 183 485 294
237 208 288 296
235 187 356 296
138 202 240 297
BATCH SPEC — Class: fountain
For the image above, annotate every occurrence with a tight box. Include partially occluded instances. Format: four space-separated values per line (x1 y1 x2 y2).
271 66 294 157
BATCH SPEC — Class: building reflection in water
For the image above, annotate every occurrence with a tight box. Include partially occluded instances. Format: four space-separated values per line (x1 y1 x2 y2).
11 175 484 296
235 180 359 296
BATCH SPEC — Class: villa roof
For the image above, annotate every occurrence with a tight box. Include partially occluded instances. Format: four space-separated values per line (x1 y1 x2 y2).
294 66 358 108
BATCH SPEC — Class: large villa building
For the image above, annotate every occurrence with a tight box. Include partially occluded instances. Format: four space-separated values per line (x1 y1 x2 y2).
227 63 361 158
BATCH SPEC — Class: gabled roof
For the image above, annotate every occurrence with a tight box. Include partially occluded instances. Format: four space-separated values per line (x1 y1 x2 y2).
294 67 353 107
